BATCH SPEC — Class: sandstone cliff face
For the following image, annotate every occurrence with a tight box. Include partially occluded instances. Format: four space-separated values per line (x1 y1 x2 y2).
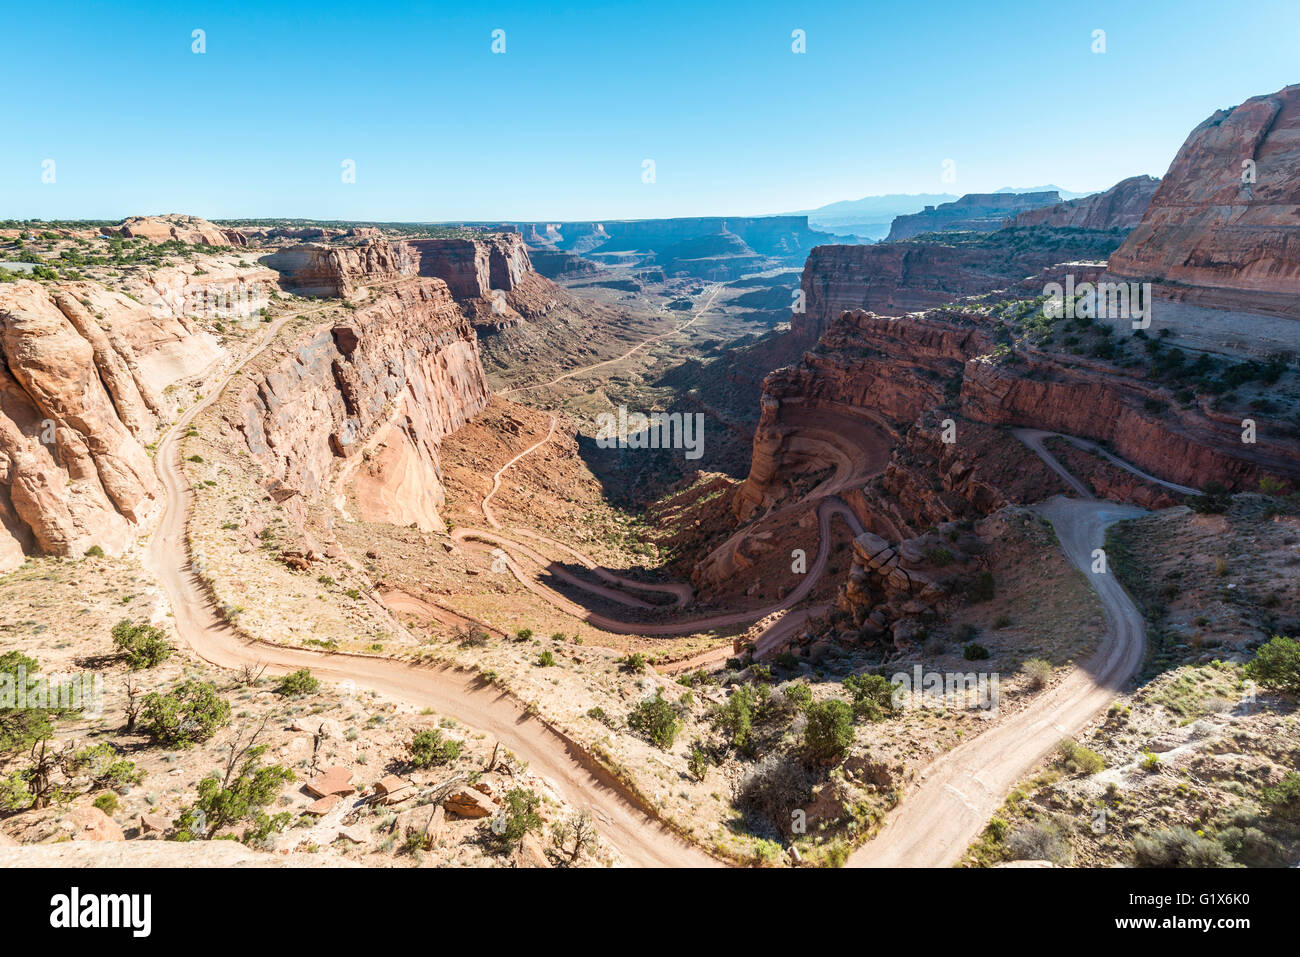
0 280 222 567
885 192 1059 241
796 229 1123 339
262 240 417 297
235 278 489 533
740 303 1300 538
1005 176 1159 230
407 235 563 331
1107 84 1300 319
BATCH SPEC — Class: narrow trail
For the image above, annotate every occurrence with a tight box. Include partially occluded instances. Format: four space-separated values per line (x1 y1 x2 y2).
142 295 717 868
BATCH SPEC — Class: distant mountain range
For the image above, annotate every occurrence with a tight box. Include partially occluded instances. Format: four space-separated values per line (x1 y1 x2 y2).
790 186 1096 241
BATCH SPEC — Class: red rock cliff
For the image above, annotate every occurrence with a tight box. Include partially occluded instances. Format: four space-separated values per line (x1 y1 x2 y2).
1107 84 1300 319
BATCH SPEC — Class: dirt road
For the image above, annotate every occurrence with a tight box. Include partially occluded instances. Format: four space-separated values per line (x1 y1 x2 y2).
848 495 1147 868
142 301 718 868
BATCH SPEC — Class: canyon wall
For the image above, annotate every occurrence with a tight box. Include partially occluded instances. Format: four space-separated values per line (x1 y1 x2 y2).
0 280 222 568
885 191 1060 241
1107 84 1300 319
741 305 1300 537
1004 176 1159 230
235 277 490 533
795 228 1124 339
261 239 417 297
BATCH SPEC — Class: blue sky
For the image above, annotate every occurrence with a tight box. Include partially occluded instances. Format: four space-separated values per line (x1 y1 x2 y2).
3 0 1296 222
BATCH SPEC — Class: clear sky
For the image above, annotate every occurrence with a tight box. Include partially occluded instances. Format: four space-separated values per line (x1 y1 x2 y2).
3 0 1296 222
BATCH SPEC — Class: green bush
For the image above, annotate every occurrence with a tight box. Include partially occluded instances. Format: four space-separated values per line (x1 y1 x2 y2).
408 729 462 769
1132 827 1232 868
617 652 647 674
1260 772 1300 823
535 650 556 667
842 673 895 721
963 642 990 661
92 792 119 815
274 669 320 697
111 619 173 670
492 787 542 853
1056 738 1106 775
173 745 293 843
628 692 681 750
141 680 230 748
711 686 756 751
803 699 854 764
1244 636 1300 695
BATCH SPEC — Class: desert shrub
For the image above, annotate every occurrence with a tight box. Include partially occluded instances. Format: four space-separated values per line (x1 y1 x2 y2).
736 752 814 839
536 650 556 667
617 652 647 674
1056 738 1106 775
1188 481 1231 514
966 571 996 603
1244 636 1300 695
1260 772 1300 823
274 668 320 696
111 619 172 670
92 792 119 815
963 642 990 661
803 699 853 764
408 729 462 769
1005 817 1073 865
1219 824 1287 867
83 545 105 558
513 628 533 642
173 745 294 844
1021 658 1052 691
628 692 680 750
492 787 542 853
712 686 757 751
1132 827 1232 868
457 626 489 648
687 741 710 781
769 681 812 717
140 680 230 748
842 673 895 721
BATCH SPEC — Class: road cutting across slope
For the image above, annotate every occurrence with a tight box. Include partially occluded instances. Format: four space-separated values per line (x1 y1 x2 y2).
848 492 1147 868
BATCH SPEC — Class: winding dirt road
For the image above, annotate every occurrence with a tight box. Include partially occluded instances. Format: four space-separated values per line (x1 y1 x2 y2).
847 495 1147 868
142 305 717 868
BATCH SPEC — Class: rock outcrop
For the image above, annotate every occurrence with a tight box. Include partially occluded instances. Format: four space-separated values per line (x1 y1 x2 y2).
1107 84 1300 319
236 276 489 533
0 280 220 568
795 229 1123 339
1004 176 1159 230
407 235 564 331
885 192 1060 241
262 239 417 297
739 303 1300 537
100 214 246 247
